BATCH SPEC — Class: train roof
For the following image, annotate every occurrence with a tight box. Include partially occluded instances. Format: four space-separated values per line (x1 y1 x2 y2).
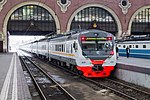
117 35 150 42
117 40 150 44
27 29 114 43
48 29 114 41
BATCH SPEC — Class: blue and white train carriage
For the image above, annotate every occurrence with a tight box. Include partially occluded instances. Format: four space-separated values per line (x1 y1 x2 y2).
117 40 150 59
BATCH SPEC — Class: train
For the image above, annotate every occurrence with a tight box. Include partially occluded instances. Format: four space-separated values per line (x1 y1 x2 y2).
117 37 150 59
20 29 117 77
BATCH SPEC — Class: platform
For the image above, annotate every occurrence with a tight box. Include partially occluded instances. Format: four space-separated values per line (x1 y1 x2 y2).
115 56 150 89
0 53 31 100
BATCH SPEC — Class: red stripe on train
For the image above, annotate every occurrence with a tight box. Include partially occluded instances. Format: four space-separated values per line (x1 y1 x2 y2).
76 66 114 77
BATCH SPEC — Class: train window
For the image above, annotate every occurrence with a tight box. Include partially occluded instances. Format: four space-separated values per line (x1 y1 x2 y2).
62 44 63 52
123 45 126 48
66 44 70 53
55 45 62 51
73 41 78 51
59 45 61 51
129 45 132 48
71 44 73 53
55 45 57 51
135 45 138 48
52 45 54 51
143 45 146 48
73 42 75 48
132 45 134 48
118 45 121 47
64 44 65 52
98 41 113 50
82 41 96 50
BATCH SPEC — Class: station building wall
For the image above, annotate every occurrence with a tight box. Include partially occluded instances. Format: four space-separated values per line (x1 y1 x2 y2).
0 0 150 52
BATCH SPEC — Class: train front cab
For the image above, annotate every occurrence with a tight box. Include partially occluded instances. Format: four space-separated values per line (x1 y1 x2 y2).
76 34 116 78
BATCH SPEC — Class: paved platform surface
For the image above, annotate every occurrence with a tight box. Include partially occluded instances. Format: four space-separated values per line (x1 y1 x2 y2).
116 56 150 75
117 56 150 68
0 53 31 100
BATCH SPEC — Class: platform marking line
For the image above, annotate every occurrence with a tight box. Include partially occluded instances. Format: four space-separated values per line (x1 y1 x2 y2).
0 53 15 100
12 53 18 100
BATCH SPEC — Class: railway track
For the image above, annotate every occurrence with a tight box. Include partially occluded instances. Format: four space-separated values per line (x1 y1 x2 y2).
102 78 150 100
41 57 150 100
83 78 150 100
20 51 150 100
19 53 76 100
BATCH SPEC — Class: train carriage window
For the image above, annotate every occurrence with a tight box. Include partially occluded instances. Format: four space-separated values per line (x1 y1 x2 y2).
123 45 126 48
118 45 121 47
73 41 78 51
66 44 70 53
143 45 146 48
59 45 61 51
53 45 55 51
135 45 138 48
55 45 61 51
64 44 65 52
132 45 134 48
62 44 63 52
55 45 57 51
129 45 132 48
71 44 73 53
73 42 75 48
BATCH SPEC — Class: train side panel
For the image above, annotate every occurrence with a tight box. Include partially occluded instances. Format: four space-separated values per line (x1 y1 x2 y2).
118 41 150 59
31 42 38 55
38 39 49 59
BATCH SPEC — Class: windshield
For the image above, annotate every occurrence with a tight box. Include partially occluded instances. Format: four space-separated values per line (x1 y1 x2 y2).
82 40 114 60
98 41 113 51
82 41 97 51
82 41 113 51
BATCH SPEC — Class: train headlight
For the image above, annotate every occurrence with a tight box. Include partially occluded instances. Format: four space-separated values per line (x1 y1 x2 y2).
110 51 114 55
108 51 114 58
107 37 112 41
81 37 86 41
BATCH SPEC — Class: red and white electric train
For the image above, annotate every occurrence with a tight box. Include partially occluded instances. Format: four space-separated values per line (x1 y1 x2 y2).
20 29 117 77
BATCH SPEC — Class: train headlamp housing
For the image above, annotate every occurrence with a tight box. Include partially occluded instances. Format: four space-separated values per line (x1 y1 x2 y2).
81 37 86 41
108 51 114 58
110 51 114 55
106 37 112 41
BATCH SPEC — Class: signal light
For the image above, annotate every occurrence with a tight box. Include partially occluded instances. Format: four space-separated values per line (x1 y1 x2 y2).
107 37 112 41
81 37 86 41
